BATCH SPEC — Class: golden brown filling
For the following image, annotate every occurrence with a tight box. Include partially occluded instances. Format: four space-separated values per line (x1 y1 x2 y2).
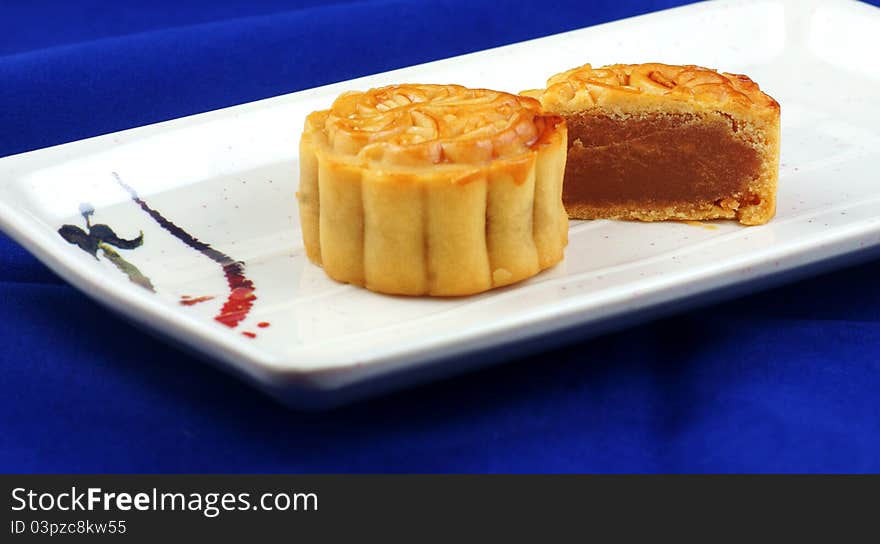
563 112 761 206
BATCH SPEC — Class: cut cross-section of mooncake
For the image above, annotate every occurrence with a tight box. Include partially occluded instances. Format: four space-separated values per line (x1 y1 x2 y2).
525 63 780 225
298 84 568 296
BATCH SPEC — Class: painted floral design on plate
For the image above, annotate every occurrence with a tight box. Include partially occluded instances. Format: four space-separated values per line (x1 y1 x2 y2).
58 174 268 338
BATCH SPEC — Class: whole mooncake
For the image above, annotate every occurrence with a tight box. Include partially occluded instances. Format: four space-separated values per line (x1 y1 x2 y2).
525 63 780 225
298 84 569 296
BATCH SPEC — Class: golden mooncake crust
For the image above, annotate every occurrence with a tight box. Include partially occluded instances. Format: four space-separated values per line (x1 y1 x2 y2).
298 84 569 296
526 63 779 121
524 63 781 225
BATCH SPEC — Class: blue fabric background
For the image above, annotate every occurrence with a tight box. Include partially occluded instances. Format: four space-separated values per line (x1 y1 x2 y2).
2 0 880 473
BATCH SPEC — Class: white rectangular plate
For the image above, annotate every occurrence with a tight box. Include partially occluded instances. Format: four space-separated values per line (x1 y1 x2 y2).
2 0 880 409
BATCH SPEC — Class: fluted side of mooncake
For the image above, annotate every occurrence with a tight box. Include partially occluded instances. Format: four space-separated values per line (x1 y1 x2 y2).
298 84 568 296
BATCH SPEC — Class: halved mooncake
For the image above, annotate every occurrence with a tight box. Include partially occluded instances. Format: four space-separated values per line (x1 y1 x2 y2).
525 63 780 225
297 84 568 296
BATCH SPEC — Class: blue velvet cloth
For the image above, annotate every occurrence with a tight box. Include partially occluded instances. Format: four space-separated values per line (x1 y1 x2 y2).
2 0 880 473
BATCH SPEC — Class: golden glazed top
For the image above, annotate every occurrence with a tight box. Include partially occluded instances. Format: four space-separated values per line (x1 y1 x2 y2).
527 63 779 121
303 84 564 170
